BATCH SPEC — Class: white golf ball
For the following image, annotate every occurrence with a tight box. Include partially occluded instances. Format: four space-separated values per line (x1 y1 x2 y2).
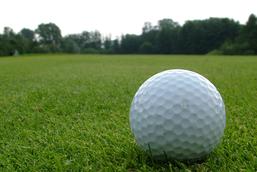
130 69 226 161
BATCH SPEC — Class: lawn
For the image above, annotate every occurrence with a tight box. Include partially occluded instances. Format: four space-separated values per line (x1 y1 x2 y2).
0 54 256 171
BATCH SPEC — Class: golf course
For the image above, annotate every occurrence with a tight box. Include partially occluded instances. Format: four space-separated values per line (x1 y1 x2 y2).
0 54 256 171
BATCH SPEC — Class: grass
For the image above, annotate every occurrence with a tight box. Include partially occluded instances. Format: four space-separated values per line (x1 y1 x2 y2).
0 54 256 171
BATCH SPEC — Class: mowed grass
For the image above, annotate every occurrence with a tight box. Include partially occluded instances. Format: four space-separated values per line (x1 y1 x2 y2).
0 54 256 171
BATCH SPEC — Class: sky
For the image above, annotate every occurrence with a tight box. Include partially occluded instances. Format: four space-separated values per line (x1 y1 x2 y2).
0 0 256 37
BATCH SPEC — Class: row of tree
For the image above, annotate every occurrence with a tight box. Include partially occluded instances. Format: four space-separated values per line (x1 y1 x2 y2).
0 14 256 56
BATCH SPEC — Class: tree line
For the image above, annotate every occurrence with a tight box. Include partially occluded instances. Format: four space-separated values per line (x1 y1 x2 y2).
0 14 256 56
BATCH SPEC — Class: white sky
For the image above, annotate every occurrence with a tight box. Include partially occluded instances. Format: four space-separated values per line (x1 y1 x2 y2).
0 0 256 37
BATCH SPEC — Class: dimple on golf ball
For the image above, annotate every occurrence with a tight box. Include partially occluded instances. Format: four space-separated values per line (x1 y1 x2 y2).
130 69 226 161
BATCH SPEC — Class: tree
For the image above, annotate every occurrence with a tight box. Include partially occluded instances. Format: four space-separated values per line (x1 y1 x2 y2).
141 29 159 53
36 23 62 52
61 30 102 54
0 27 26 56
0 27 13 55
61 36 80 53
20 28 34 40
142 22 153 34
120 34 141 53
87 31 102 50
139 41 154 54
19 28 35 53
103 36 113 53
79 31 102 53
157 19 180 54
180 18 240 54
241 14 257 53
111 39 120 53
0 15 255 56
4 27 15 36
158 19 179 30
220 14 257 55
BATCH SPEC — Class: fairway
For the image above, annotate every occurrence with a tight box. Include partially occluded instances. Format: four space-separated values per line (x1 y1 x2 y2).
0 54 256 171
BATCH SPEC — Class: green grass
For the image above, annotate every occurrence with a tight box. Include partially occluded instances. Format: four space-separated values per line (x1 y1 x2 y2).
0 54 256 171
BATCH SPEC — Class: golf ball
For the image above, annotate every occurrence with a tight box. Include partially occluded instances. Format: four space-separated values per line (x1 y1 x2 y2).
130 69 226 161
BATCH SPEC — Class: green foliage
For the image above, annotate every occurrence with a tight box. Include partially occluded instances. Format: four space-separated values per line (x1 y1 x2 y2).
0 14 257 56
142 22 153 34
207 49 223 55
180 18 240 54
81 48 99 54
242 14 257 52
103 37 112 51
0 27 26 55
0 54 256 171
19 28 35 54
80 31 102 50
220 14 257 55
36 23 62 52
120 17 240 54
20 28 34 40
157 19 180 54
158 19 179 30
139 41 154 54
120 34 142 53
61 31 102 54
61 37 80 54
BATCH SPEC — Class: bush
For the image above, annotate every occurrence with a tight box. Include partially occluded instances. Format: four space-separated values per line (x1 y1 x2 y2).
139 42 154 54
81 48 100 54
207 49 223 55
220 41 255 55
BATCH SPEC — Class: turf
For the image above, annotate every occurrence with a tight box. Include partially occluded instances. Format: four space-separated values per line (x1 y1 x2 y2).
0 54 256 171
